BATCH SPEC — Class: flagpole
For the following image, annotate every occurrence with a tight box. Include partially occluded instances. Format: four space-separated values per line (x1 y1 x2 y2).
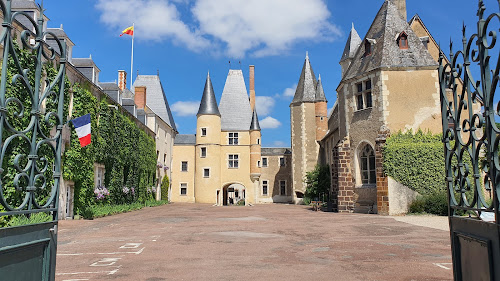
130 23 134 90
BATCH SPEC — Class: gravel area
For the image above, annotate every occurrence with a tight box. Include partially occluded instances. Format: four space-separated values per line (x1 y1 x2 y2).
391 215 449 231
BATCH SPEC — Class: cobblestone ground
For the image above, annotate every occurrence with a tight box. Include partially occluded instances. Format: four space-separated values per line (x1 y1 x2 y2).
56 203 453 281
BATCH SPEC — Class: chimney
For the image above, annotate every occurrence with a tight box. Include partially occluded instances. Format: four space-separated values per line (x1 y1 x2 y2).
393 0 407 21
249 65 255 110
134 86 147 109
118 70 127 91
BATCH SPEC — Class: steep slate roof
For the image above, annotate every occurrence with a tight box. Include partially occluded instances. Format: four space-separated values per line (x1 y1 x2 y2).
340 23 362 62
174 134 196 145
261 148 292 156
315 74 327 102
72 58 99 70
342 0 437 82
197 72 220 116
11 0 38 9
250 109 261 131
218 70 253 131
291 53 318 105
98 82 120 91
133 75 177 132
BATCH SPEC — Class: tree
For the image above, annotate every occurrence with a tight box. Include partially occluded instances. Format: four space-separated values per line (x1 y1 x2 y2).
304 165 331 202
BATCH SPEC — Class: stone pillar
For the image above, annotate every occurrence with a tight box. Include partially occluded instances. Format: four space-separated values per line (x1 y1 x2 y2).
337 137 355 213
376 125 390 215
330 146 339 212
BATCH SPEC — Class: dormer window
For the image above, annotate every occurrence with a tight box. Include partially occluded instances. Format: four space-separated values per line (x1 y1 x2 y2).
364 41 372 57
397 32 409 49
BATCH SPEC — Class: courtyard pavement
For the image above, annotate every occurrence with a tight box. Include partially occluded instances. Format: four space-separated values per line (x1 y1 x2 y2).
56 203 453 281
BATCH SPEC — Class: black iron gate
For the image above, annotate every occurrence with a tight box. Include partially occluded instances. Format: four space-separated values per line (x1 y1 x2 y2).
0 1 66 280
439 1 500 280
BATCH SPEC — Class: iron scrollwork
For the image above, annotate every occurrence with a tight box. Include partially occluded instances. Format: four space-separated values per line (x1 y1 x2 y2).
439 0 499 223
0 0 66 221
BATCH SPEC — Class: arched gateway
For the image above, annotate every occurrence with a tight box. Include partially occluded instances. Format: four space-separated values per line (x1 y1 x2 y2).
221 183 245 206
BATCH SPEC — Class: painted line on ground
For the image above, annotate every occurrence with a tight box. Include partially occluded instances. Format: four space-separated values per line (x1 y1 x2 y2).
90 258 121 267
57 247 145 256
120 243 143 249
433 263 452 270
56 266 121 276
62 279 89 281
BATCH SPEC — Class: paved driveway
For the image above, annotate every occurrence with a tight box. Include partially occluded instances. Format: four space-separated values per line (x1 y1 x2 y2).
56 203 453 281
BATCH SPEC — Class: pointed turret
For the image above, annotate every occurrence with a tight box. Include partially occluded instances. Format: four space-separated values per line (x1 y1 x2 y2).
250 109 261 131
290 52 317 106
340 23 362 76
197 72 220 117
315 74 327 102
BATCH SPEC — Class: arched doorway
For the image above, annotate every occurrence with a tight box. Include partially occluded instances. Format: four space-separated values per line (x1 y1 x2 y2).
221 183 245 206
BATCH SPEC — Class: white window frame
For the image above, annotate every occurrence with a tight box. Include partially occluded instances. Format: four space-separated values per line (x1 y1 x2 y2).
279 157 286 167
201 127 207 137
200 147 207 158
181 161 188 172
262 157 268 167
262 180 268 196
180 183 187 196
228 132 239 145
203 168 210 178
355 79 373 111
257 160 261 168
228 154 239 169
279 180 286 196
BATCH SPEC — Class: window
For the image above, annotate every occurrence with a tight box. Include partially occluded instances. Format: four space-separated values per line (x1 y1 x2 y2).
257 138 260 145
279 157 285 167
229 132 239 145
201 128 207 136
180 183 187 195
262 157 268 167
257 160 261 167
360 144 376 184
355 79 373 111
164 153 167 164
203 168 210 178
262 180 268 196
397 32 408 49
201 147 207 158
364 40 372 56
157 150 160 161
280 180 286 196
181 161 188 172
235 190 239 198
96 166 105 187
228 154 239 168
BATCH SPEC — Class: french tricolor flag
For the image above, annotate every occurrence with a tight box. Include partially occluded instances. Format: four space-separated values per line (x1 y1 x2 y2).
71 114 91 147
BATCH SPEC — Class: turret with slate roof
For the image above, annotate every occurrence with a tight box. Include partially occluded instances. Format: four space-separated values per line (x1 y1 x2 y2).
315 74 327 103
339 23 362 77
290 52 317 106
218 70 253 131
197 72 220 117
341 0 437 82
250 109 261 131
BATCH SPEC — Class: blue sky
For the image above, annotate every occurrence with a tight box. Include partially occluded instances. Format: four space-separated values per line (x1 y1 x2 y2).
41 0 482 147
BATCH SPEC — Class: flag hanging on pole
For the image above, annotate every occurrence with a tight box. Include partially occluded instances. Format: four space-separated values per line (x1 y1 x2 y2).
120 26 134 37
71 114 91 147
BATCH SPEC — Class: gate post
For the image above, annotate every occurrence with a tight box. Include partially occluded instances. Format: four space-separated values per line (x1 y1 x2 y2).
375 125 390 215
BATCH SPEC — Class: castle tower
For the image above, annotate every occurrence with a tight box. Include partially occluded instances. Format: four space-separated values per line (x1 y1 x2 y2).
195 72 222 204
290 52 321 203
315 74 328 141
339 23 362 77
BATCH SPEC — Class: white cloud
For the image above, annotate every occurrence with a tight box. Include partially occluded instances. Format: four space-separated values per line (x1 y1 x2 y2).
281 83 297 98
96 0 210 51
255 96 275 117
272 141 286 147
259 116 281 129
96 0 340 58
171 101 200 116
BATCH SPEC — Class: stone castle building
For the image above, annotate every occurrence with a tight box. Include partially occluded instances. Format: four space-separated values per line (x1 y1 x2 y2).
170 67 292 205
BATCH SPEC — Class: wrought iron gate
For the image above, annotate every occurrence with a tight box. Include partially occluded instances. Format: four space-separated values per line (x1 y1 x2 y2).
439 1 500 280
0 1 66 280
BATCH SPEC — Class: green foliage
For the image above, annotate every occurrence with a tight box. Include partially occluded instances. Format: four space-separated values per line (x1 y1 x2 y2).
63 86 157 217
304 165 331 202
236 199 245 206
161 175 170 201
82 200 168 219
7 212 52 227
408 191 448 216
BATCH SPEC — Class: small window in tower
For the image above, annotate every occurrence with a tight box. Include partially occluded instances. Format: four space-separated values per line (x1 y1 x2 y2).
229 132 239 145
262 157 268 167
398 32 409 49
181 161 188 172
203 168 210 178
201 147 207 158
257 138 260 145
201 128 207 136
364 40 372 57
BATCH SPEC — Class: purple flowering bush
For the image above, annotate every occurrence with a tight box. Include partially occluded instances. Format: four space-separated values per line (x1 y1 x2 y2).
94 186 110 203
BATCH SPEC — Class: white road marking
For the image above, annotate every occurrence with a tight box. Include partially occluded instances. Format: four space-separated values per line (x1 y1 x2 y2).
90 258 121 267
62 279 89 281
58 253 84 256
57 266 121 276
57 247 145 256
433 263 452 270
120 243 143 249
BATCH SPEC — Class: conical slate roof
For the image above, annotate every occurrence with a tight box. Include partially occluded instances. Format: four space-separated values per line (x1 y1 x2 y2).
315 74 327 102
290 52 317 106
219 70 253 131
197 72 220 117
250 109 261 131
342 0 437 81
340 23 362 62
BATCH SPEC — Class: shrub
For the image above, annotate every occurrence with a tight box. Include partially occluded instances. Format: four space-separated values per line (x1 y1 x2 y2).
236 199 245 206
161 175 170 201
304 165 331 203
7 213 52 227
408 191 448 216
